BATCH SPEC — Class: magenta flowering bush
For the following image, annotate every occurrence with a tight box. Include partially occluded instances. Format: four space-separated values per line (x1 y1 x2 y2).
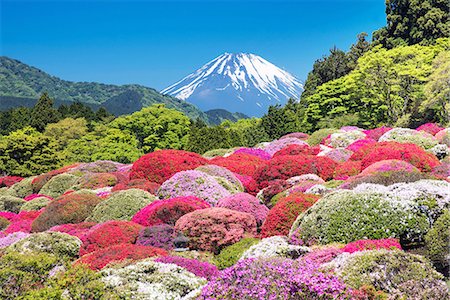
342 238 401 253
233 148 271 160
359 159 420 176
279 132 309 140
346 139 377 152
135 224 175 250
363 126 392 140
48 222 97 239
217 192 269 226
199 258 352 299
264 138 308 156
23 194 53 201
2 210 42 234
416 123 444 135
299 246 344 265
155 256 219 280
322 148 353 162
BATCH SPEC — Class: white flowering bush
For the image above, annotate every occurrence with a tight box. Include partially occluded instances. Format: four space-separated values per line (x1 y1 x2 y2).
240 236 310 260
305 184 334 195
427 144 450 159
328 130 366 148
379 128 438 149
101 259 207 300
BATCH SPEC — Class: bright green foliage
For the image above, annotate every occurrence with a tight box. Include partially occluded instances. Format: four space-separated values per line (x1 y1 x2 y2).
29 92 60 132
39 173 80 198
186 121 232 154
307 128 339 145
0 127 63 176
425 210 450 266
0 195 26 213
64 124 142 164
44 117 89 149
214 238 260 270
5 177 34 198
373 0 450 48
0 107 32 136
20 196 50 211
109 104 191 152
86 189 157 223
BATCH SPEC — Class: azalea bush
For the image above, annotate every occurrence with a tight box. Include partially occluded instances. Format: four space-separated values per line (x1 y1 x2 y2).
2 210 41 234
214 237 260 269
111 179 160 194
241 236 310 260
379 127 438 149
49 222 97 239
341 238 401 253
196 164 244 193
217 192 269 226
272 144 320 157
0 176 23 188
155 256 219 280
233 147 271 160
264 137 308 156
77 173 118 190
210 153 265 177
135 224 175 250
38 173 80 198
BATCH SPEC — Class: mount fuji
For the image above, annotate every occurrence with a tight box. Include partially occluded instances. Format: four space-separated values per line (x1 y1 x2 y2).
161 53 303 117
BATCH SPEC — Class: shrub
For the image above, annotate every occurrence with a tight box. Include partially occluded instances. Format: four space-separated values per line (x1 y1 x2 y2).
77 173 118 189
20 196 50 211
360 159 419 175
299 246 343 265
217 193 269 226
280 132 309 140
157 170 232 206
86 189 156 223
432 162 450 179
202 148 233 158
31 193 102 232
31 164 78 193
136 224 175 250
196 164 244 193
342 238 401 253
155 256 219 280
76 244 168 270
200 258 352 299
331 250 444 293
111 179 160 194
210 153 265 177
0 195 26 213
334 161 362 179
0 176 23 188
0 232 30 249
264 138 308 156
175 207 257 254
436 128 450 146
241 236 310 260
132 196 209 227
256 179 292 206
233 148 271 160
322 148 353 162
307 128 339 145
75 160 123 173
328 130 366 148
273 144 320 157
389 279 450 300
79 220 143 255
234 174 259 196
261 193 319 238
254 155 337 188
379 128 438 149
130 150 207 184
417 123 444 135
39 173 80 198
214 237 260 269
363 126 392 140
49 222 97 239
341 170 434 189
2 210 41 234
291 190 429 246
424 210 450 271
6 177 34 198
346 139 377 152
23 193 52 201
101 259 207 299
0 216 10 230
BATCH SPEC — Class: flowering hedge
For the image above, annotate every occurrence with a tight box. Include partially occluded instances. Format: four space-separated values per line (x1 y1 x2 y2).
2 210 41 234
210 153 265 177
135 224 175 250
77 243 168 270
341 238 401 253
130 150 208 184
132 196 210 227
272 144 320 157
233 148 271 160
31 193 102 232
175 207 257 254
155 256 219 280
111 179 160 194
79 220 143 255
261 192 319 238
217 193 269 226
49 222 97 239
200 258 352 299
327 130 366 148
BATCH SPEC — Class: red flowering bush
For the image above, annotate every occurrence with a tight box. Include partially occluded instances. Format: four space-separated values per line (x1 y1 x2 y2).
31 164 79 192
23 194 52 201
334 161 362 180
175 208 257 254
360 159 419 176
31 193 102 232
342 238 402 253
3 210 42 234
111 179 160 194
210 153 265 177
260 193 319 238
0 176 23 188
273 144 320 157
346 139 377 153
130 150 208 184
155 256 219 280
132 196 210 227
416 123 444 135
217 193 269 226
256 179 292 207
76 243 168 270
78 173 118 189
363 126 392 140
254 155 337 188
136 224 175 250
235 174 259 196
79 220 143 255
49 222 97 239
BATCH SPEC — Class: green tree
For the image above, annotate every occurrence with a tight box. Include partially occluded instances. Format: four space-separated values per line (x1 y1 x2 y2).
186 125 233 154
261 99 305 139
0 107 32 135
347 32 371 69
30 93 60 131
44 117 89 148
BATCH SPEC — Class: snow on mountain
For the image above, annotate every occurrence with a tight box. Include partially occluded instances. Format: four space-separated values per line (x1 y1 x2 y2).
161 53 303 117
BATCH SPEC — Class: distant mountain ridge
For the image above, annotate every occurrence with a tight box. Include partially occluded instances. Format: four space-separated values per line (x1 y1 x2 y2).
162 52 303 117
204 109 249 125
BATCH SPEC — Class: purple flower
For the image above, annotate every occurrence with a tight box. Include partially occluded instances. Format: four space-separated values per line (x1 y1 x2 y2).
234 148 271 160
155 256 219 280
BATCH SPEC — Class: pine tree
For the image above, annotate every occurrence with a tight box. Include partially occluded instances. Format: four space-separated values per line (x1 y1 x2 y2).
30 92 60 132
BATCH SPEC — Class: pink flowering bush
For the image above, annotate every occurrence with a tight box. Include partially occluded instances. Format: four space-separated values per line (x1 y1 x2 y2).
48 222 97 238
346 139 377 152
175 207 257 254
155 256 219 280
299 246 344 265
233 148 271 160
199 258 352 299
217 192 269 226
135 224 175 250
264 138 308 156
235 174 259 196
196 165 244 192
360 159 420 176
279 132 309 140
3 210 42 234
363 126 392 140
342 238 402 253
416 123 444 135
435 128 450 146
322 148 353 162
0 232 30 249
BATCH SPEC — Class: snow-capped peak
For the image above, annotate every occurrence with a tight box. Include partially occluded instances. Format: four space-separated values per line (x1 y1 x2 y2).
161 53 303 116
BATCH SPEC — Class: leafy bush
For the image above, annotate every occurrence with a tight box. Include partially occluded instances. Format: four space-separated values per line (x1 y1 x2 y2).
235 174 259 196
31 193 102 232
155 256 219 280
0 216 10 230
136 224 175 250
389 279 450 300
0 232 30 249
241 236 310 260
79 220 143 255
346 139 377 152
342 170 434 189
86 189 156 223
6 176 34 198
130 149 207 184
175 207 257 254
261 192 319 238
0 195 26 213
327 130 366 148
217 192 269 226
214 237 260 269
111 179 160 194
424 210 450 271
2 210 41 234
379 128 438 149
76 243 168 270
307 128 339 145
436 128 450 146
196 164 244 193
334 160 362 179
77 172 118 189
298 246 343 265
39 173 80 198
19 196 50 211
31 164 78 193
132 196 209 227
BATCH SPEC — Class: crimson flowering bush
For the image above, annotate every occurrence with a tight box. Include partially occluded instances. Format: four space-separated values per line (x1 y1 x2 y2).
49 222 97 239
135 224 175 250
155 256 219 280
334 161 362 180
0 176 23 188
342 238 402 254
217 192 269 226
235 174 259 196
261 192 319 238
76 243 168 270
130 150 208 184
272 144 320 157
254 155 337 188
31 193 102 232
346 139 377 152
210 153 265 177
79 220 143 255
111 179 160 194
199 258 352 299
175 207 257 254
416 123 444 135
257 179 292 207
363 126 392 140
2 210 42 234
132 196 210 227
233 148 271 160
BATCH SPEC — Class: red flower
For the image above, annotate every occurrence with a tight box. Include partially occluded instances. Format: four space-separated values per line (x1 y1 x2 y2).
210 153 266 177
0 176 23 188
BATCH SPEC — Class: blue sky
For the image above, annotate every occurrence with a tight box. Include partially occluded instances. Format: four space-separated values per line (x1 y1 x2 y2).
1 0 386 90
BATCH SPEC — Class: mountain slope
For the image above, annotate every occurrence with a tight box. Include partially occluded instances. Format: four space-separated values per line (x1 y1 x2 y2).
162 53 303 117
204 109 249 125
0 56 207 120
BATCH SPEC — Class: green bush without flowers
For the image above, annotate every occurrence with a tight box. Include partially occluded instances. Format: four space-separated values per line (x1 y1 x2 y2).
214 237 260 269
20 196 50 211
39 173 80 198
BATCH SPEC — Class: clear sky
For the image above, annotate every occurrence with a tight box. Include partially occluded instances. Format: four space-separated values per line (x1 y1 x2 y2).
1 0 386 90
